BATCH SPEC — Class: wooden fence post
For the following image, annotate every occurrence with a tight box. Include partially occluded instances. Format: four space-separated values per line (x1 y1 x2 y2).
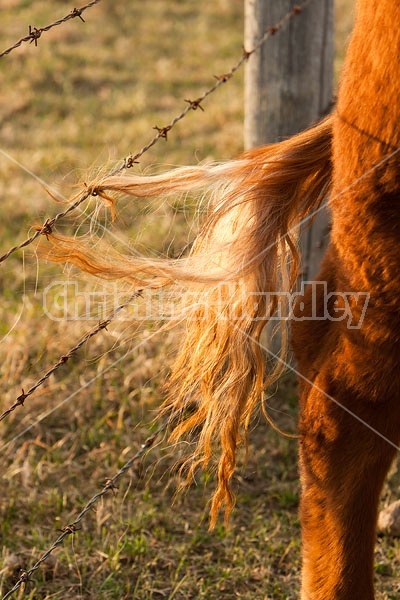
244 0 334 279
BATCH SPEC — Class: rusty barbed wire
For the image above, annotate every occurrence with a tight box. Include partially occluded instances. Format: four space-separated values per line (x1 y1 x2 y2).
1 422 167 600
0 0 312 266
0 0 102 58
0 290 143 423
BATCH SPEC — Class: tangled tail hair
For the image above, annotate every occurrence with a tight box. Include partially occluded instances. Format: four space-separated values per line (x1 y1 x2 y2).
45 115 333 525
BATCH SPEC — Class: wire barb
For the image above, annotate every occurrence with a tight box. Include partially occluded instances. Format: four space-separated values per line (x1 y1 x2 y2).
17 570 33 587
28 26 41 47
242 47 253 60
71 8 86 23
59 524 81 534
40 218 53 239
122 154 139 169
104 478 119 495
16 391 26 406
184 98 205 112
214 73 232 83
153 125 172 140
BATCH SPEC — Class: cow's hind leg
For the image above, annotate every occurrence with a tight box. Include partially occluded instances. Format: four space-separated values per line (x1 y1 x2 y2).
298 376 399 600
292 264 400 599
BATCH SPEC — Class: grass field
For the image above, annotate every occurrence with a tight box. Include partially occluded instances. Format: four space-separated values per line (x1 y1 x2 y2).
0 1 400 599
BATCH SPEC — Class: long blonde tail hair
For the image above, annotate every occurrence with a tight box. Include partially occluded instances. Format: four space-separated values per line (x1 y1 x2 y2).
45 115 333 524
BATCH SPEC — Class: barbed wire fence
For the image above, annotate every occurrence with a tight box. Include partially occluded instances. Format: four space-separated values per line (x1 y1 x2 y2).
0 2 313 597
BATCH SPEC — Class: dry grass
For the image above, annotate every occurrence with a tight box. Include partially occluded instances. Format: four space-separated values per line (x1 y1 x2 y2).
0 1 399 599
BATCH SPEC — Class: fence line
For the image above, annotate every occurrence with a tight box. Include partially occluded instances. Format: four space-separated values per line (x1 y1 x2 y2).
1 423 167 600
1 3 314 597
0 1 102 58
0 0 312 267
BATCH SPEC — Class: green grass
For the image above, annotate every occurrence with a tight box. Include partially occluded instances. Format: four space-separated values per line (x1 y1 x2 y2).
1 1 400 599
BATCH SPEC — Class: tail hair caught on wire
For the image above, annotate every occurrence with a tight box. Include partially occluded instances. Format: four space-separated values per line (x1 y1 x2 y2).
43 114 333 525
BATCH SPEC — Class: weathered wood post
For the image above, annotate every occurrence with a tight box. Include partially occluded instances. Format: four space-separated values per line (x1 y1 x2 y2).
244 0 334 279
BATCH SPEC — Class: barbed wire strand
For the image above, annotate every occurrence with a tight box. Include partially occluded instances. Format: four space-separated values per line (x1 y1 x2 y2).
1 422 168 600
0 0 102 58
0 0 312 266
0 290 142 423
